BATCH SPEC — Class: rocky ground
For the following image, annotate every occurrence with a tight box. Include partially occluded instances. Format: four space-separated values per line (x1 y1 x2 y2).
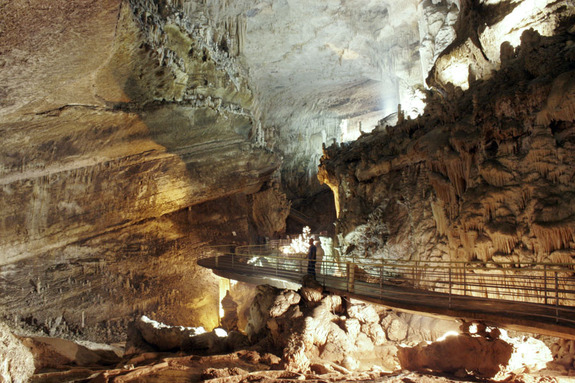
3 279 575 383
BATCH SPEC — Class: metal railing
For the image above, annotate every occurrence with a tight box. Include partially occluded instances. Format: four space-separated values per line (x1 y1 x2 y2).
198 248 575 328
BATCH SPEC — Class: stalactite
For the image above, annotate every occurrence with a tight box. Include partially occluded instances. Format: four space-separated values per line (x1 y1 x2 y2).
431 200 448 236
473 235 492 262
427 160 448 179
237 15 246 56
532 223 575 255
428 172 456 206
461 229 478 257
536 70 575 126
518 187 531 211
446 157 467 196
461 214 484 232
488 231 518 255
480 160 514 187
497 139 521 156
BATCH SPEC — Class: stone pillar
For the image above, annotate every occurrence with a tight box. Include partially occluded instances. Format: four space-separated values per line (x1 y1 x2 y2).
220 290 239 332
218 278 231 320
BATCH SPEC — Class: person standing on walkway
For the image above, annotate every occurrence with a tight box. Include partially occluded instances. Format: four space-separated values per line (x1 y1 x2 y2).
307 238 317 278
315 239 324 275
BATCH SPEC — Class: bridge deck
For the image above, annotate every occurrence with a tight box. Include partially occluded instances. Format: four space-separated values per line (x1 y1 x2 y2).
198 253 575 339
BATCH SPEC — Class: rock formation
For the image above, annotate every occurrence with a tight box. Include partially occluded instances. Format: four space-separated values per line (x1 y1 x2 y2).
399 323 556 379
0 0 285 340
19 336 121 371
244 282 462 374
240 285 565 380
398 333 514 378
221 291 239 332
3 286 575 381
0 321 35 383
319 11 575 303
1 3 575 378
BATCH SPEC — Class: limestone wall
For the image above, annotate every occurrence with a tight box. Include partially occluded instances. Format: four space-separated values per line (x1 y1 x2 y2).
0 0 283 340
318 18 575 302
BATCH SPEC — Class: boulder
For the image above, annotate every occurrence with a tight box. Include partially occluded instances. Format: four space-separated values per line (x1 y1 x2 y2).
342 355 360 371
0 322 34 382
269 290 301 318
127 315 248 355
361 323 386 346
347 303 380 323
300 276 324 304
134 315 206 351
301 286 323 303
201 367 249 380
260 353 281 366
345 318 361 340
246 285 280 340
281 336 310 372
309 362 332 375
355 332 375 352
20 336 120 370
321 295 343 314
221 291 239 332
380 313 408 342
320 321 356 362
397 333 513 378
401 314 460 345
501 330 553 375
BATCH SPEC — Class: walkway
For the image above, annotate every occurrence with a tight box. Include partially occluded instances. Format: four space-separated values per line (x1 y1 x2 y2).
198 247 575 339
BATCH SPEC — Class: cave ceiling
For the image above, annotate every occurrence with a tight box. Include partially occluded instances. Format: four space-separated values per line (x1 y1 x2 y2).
237 0 420 122
0 0 427 144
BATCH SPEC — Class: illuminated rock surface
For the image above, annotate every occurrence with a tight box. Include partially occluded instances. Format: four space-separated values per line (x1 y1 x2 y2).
1 0 575 381
0 0 283 340
11 287 574 382
319 24 575 302
0 322 35 383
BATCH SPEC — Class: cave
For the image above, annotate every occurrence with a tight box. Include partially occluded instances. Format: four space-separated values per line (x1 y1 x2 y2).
1 0 575 382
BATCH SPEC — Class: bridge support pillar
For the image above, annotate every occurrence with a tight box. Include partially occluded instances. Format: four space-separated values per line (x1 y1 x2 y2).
347 262 355 293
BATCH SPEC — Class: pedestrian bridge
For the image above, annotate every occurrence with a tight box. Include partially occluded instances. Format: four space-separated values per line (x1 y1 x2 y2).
198 245 575 339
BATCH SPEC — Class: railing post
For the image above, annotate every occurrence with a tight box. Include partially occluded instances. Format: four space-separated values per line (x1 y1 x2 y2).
347 262 355 293
415 260 419 289
463 263 467 296
448 265 452 309
555 271 559 323
412 261 415 288
380 262 383 299
215 255 219 268
544 264 548 305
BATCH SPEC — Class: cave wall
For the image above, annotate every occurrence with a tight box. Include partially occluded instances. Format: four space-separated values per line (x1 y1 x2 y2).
0 0 287 340
318 4 575 285
2 0 573 341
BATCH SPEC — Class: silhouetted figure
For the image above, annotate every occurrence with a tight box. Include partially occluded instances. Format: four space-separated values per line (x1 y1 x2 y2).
307 238 317 278
315 240 324 275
